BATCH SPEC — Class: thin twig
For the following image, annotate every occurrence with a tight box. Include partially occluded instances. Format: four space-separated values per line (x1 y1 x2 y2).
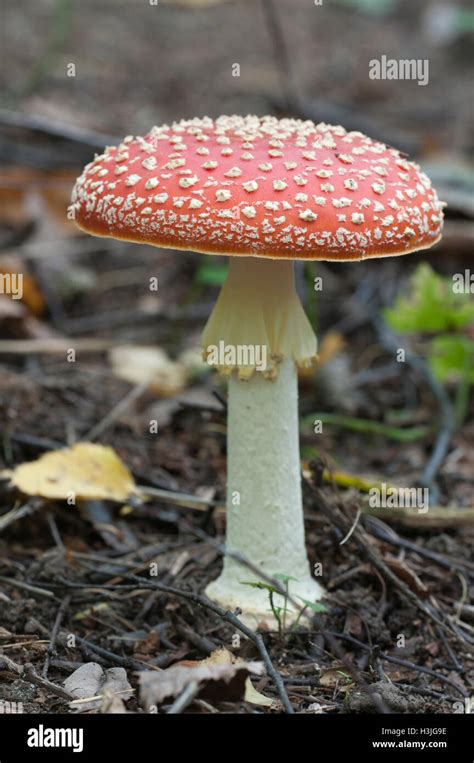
145 520 388 712
305 470 467 645
46 512 65 550
365 517 474 576
0 108 117 149
374 317 455 497
183 522 305 615
435 625 464 672
322 630 467 699
54 576 294 714
339 506 361 546
137 485 222 512
85 382 150 441
395 683 458 703
42 595 71 678
58 629 160 673
379 653 467 698
0 575 56 599
0 499 44 533
167 682 200 714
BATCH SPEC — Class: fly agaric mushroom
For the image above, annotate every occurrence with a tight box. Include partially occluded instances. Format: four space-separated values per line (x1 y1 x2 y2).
70 116 444 623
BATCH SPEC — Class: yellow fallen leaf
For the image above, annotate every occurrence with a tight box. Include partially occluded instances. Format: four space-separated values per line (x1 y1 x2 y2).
244 677 274 707
317 331 346 367
8 443 136 503
299 330 345 380
0 256 46 316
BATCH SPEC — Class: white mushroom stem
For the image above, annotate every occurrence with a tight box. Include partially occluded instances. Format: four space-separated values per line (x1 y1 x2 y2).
202 257 324 623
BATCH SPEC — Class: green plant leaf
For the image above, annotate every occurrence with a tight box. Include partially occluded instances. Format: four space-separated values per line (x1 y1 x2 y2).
274 573 299 584
457 9 474 32
383 264 474 333
194 263 228 287
298 598 327 613
302 412 429 442
429 335 474 383
337 670 353 684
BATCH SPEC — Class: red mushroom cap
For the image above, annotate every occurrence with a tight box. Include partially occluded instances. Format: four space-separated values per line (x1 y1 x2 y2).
71 116 444 261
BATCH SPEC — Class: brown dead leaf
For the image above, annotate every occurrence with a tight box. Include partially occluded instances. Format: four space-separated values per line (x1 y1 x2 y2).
189 648 273 707
0 167 38 226
320 666 353 689
139 648 264 708
424 641 440 657
383 555 429 598
134 630 159 658
343 612 364 639
40 169 80 232
383 664 419 682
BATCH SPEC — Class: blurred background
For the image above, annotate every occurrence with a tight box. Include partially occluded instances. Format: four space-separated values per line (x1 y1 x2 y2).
0 0 473 716
0 0 472 491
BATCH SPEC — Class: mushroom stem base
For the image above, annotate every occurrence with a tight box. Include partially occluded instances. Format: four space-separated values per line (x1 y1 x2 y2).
205 358 324 629
205 574 323 630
